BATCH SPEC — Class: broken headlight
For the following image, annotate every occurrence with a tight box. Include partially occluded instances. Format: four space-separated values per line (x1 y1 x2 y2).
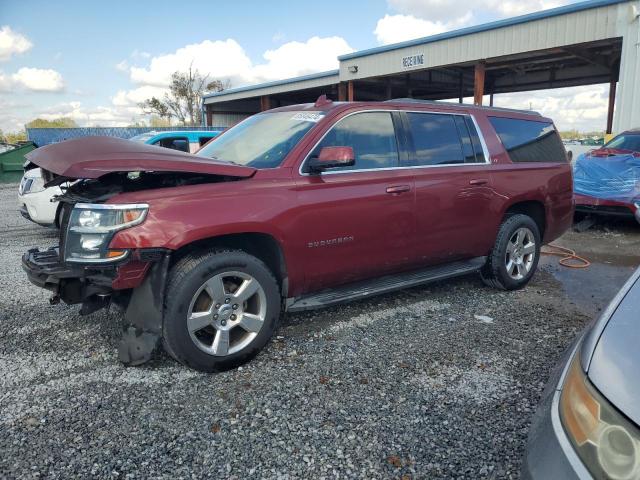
560 353 640 480
64 203 148 263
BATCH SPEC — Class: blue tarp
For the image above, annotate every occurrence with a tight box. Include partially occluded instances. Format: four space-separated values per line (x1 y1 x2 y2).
26 126 224 147
574 152 640 202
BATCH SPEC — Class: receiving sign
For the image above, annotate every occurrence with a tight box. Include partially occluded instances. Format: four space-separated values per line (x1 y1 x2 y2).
402 53 425 70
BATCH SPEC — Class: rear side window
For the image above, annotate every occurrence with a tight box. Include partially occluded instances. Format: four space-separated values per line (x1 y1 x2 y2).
155 136 189 152
309 111 399 171
406 113 485 166
489 117 566 163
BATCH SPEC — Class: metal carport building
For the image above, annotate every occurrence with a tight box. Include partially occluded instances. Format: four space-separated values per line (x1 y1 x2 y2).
203 0 640 134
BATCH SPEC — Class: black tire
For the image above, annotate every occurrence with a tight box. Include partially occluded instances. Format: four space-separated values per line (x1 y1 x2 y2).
480 214 541 291
163 249 281 372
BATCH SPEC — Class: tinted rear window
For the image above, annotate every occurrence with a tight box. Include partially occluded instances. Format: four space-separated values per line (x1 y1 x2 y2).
406 113 464 166
489 117 566 163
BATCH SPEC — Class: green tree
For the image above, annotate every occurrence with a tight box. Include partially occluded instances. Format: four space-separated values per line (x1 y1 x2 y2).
140 65 230 126
26 117 78 128
5 131 27 143
149 115 172 127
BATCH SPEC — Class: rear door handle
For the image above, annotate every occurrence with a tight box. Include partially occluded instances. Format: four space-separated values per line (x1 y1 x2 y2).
469 179 489 186
386 185 411 194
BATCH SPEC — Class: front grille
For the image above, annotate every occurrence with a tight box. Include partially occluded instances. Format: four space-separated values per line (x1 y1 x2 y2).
58 203 74 261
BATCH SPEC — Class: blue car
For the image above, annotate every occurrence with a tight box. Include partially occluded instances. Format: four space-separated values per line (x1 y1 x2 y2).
129 130 221 154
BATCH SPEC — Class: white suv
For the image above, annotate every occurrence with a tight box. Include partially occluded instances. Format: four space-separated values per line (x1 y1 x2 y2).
18 167 63 227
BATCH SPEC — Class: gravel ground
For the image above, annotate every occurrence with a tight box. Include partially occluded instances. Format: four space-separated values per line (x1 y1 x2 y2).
0 182 595 479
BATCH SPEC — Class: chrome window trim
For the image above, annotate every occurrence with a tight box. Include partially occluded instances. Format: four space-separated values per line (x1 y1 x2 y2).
298 108 492 176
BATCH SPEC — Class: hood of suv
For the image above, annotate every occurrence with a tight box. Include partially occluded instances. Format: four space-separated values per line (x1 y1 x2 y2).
587 271 640 426
26 136 256 181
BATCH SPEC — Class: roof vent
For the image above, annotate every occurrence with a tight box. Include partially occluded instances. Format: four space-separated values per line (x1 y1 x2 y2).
314 95 333 107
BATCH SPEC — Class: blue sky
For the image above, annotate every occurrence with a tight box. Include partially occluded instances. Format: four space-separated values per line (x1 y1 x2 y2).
0 0 609 132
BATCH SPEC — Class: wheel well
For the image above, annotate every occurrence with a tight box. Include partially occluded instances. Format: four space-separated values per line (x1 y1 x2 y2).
171 233 289 296
54 202 64 228
504 201 546 238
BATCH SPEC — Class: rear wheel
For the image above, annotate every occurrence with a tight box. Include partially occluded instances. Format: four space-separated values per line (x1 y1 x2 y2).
481 214 541 290
163 250 280 372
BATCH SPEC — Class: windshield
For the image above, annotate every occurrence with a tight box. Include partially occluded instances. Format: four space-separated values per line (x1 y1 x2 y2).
604 134 640 152
197 111 323 168
129 133 156 143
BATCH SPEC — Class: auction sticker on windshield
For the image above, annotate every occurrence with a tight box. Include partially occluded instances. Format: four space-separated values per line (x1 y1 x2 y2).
291 112 324 122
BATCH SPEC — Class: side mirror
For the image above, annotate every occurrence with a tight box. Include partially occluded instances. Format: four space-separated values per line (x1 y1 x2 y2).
308 146 355 172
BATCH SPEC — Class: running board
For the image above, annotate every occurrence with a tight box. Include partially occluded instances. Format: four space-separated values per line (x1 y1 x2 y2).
286 257 486 312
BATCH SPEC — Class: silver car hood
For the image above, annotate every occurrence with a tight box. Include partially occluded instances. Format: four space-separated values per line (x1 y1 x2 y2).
586 269 640 426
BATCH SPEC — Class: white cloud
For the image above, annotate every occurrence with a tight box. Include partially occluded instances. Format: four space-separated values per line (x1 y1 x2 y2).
129 39 253 87
386 0 568 23
0 26 32 62
111 85 167 106
36 101 142 127
376 0 571 44
130 49 151 59
11 67 65 92
493 85 609 131
253 36 353 80
375 13 471 44
127 36 353 89
0 71 11 92
115 60 129 72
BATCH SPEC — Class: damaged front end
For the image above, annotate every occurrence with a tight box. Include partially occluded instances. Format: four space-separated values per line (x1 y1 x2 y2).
22 136 256 366
22 179 173 366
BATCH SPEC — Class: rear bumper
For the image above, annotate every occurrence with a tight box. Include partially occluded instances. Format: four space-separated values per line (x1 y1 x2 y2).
574 193 639 223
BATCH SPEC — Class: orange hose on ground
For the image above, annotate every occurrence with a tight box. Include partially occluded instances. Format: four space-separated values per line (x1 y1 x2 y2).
541 244 591 268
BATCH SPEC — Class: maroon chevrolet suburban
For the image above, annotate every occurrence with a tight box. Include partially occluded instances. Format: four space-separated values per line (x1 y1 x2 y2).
22 98 573 372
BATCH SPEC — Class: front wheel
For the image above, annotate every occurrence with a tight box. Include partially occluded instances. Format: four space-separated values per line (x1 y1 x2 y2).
481 214 541 291
163 250 281 372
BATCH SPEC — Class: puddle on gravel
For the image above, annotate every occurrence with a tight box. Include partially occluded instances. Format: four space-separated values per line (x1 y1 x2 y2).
539 253 639 317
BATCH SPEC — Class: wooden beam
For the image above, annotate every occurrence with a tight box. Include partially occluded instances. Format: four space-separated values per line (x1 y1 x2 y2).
206 107 213 127
338 82 347 101
260 95 271 111
347 81 354 102
458 71 464 103
607 79 616 134
489 93 494 107
474 62 486 106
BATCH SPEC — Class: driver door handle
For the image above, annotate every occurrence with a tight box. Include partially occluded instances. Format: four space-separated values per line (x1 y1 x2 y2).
386 185 411 194
469 178 489 186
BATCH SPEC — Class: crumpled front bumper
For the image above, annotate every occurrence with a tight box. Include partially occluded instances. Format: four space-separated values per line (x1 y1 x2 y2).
23 245 171 366
22 246 116 303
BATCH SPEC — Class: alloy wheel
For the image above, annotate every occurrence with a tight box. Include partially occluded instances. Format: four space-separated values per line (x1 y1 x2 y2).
504 227 536 280
186 271 267 356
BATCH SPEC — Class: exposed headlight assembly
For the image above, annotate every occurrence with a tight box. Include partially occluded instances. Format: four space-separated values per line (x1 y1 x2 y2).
27 176 46 194
64 203 148 263
560 353 640 480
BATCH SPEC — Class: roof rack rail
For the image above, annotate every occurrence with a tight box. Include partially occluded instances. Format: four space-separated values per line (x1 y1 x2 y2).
384 98 541 116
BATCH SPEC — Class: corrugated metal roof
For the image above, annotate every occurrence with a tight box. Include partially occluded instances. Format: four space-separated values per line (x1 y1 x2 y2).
338 0 631 61
202 70 339 100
